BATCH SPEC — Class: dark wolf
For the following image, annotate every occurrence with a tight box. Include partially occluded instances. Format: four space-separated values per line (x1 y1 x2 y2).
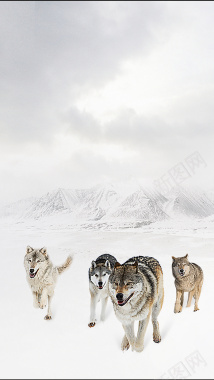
108 256 164 352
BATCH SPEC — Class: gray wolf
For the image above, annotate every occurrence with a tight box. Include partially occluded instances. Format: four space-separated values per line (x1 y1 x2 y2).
108 256 164 352
24 246 72 320
88 253 117 328
172 254 203 313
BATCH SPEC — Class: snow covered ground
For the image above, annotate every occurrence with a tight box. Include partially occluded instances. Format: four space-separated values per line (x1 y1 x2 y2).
1 219 213 379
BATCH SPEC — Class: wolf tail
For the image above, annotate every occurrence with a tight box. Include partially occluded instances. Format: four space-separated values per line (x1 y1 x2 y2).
57 256 73 275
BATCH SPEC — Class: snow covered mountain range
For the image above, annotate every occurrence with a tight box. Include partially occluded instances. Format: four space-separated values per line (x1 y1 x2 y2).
1 183 214 225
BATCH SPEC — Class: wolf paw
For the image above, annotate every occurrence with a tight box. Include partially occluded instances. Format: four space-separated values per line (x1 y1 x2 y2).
133 343 144 353
153 334 161 343
39 304 46 309
44 315 52 320
88 322 96 328
174 305 182 313
121 336 130 351
194 307 199 312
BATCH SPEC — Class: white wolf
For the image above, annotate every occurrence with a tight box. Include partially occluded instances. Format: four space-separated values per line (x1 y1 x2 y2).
24 246 72 320
88 253 117 327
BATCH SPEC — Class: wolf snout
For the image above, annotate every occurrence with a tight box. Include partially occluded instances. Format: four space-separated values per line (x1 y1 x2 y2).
29 268 39 278
98 281 103 289
116 291 134 306
179 269 185 275
116 293 124 301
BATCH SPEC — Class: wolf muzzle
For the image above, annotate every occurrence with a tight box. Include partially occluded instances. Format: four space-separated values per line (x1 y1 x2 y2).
98 281 103 289
29 268 39 279
116 292 134 306
179 269 185 276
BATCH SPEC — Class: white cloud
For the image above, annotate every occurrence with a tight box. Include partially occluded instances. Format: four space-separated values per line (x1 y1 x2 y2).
1 1 214 204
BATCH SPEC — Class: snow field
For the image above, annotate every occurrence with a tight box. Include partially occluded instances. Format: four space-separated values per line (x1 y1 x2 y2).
0 223 213 379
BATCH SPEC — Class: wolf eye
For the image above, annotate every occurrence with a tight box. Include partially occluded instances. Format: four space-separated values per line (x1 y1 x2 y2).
103 273 106 276
28 259 32 263
95 274 98 277
37 260 41 263
126 282 132 286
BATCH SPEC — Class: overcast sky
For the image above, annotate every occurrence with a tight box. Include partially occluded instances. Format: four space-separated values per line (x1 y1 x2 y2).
1 1 214 204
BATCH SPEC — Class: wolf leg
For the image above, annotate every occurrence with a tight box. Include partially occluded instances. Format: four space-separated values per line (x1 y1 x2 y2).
152 293 164 343
100 296 108 321
193 293 199 311
174 290 183 313
193 284 202 312
122 323 135 351
33 292 40 308
134 312 151 352
40 288 48 309
180 291 184 307
121 335 130 351
44 295 53 320
88 294 98 327
187 290 194 307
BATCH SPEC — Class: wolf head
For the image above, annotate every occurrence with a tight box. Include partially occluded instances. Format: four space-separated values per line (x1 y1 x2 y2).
24 246 49 279
172 254 190 278
108 261 143 307
89 259 111 290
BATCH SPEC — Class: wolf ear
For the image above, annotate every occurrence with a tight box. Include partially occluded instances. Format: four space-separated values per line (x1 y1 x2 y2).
40 247 47 256
185 254 188 259
172 256 176 261
90 260 96 272
132 261 138 273
114 262 121 269
105 260 111 270
26 246 33 254
113 262 121 273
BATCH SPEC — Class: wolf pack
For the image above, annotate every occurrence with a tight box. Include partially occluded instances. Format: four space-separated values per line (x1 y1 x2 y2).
24 246 203 353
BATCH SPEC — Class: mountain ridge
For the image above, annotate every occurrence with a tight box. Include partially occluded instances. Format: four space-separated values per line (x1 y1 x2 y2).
1 183 214 225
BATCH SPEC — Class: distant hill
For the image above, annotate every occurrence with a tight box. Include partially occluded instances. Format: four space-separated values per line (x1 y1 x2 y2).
1 183 214 226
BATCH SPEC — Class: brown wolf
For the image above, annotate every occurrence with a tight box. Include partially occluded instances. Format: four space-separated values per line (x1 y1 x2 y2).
172 254 203 313
108 256 164 352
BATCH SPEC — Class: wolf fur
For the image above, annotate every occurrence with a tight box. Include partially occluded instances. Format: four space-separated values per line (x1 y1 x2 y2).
172 254 203 313
24 246 72 320
108 256 164 352
88 253 117 328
